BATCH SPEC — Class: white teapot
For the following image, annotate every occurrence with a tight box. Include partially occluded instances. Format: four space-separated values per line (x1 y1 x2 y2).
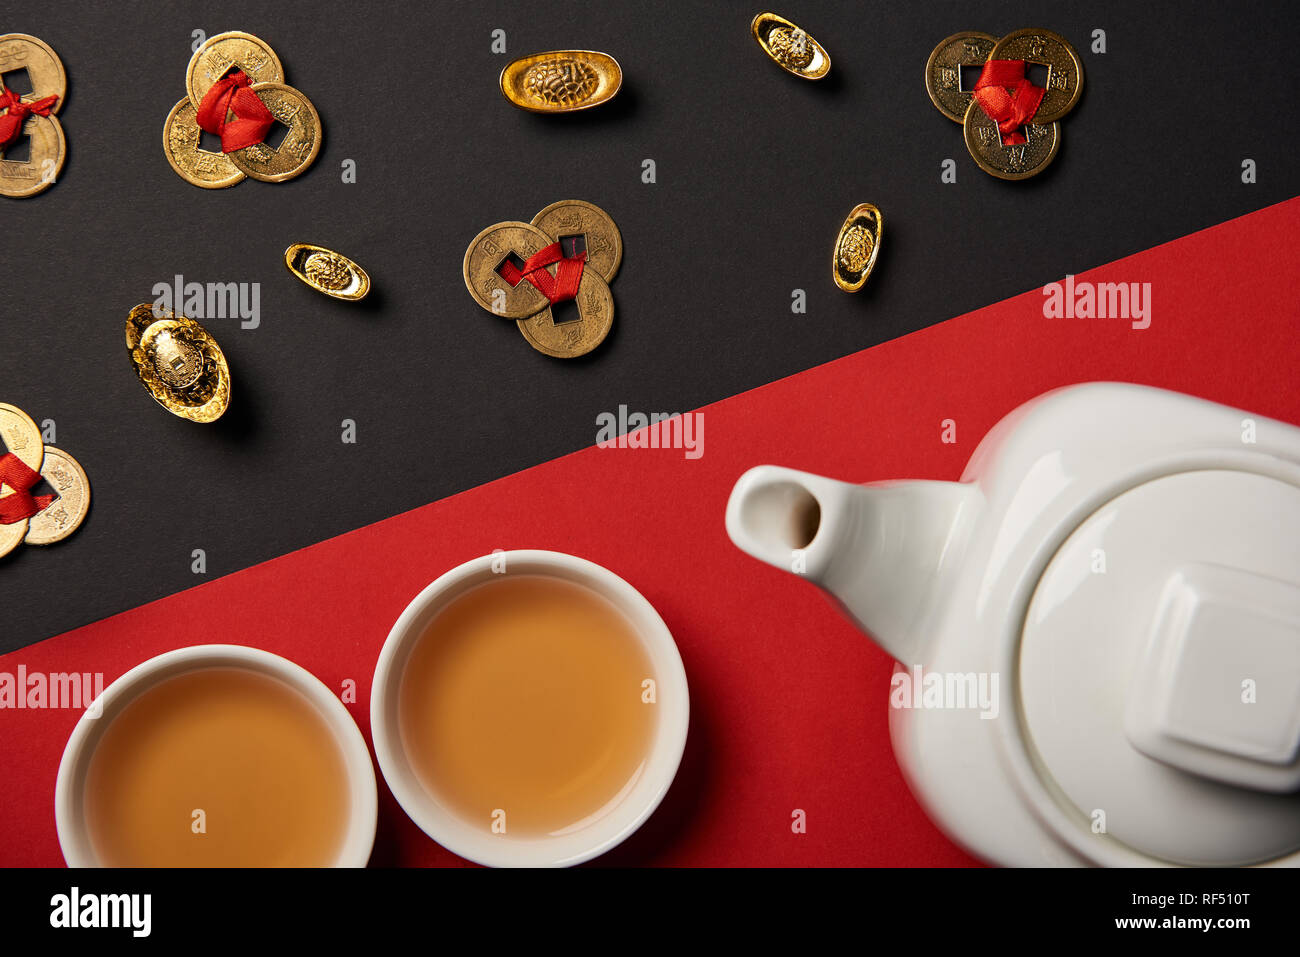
726 382 1300 866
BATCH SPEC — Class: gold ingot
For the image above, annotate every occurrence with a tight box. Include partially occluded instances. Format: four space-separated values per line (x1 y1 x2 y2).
25 447 90 546
162 98 245 189
0 113 65 199
500 51 622 113
125 304 231 423
925 32 998 123
962 101 1060 180
751 13 830 80
531 200 623 283
0 401 43 558
516 270 614 359
0 34 67 110
988 28 1083 123
832 204 882 293
285 244 371 301
227 83 322 183
463 221 555 319
186 31 284 108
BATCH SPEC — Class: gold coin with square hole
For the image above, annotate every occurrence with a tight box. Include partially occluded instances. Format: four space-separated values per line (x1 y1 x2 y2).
515 269 613 358
186 31 284 108
0 34 67 111
227 83 321 183
162 98 245 189
463 221 555 319
925 31 998 123
963 100 1060 180
0 112 64 198
0 401 43 558
0 401 43 472
987 28 1083 123
24 447 90 545
531 200 623 283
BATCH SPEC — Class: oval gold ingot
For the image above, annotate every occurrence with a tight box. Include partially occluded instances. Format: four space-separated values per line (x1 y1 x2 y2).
25 447 90 546
751 13 830 80
227 83 322 183
0 34 67 111
285 244 371 301
0 112 65 199
126 307 231 423
500 51 622 113
832 204 883 293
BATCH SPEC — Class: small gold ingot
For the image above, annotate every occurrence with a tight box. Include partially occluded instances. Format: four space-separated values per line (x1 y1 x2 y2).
500 51 622 113
285 244 371 301
832 204 883 292
751 13 830 80
125 304 231 423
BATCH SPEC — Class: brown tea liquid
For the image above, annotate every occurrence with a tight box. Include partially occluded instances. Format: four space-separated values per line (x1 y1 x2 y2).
84 667 350 867
399 574 656 837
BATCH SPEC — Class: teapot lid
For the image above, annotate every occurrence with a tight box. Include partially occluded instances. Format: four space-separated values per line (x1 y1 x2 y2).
1021 469 1300 865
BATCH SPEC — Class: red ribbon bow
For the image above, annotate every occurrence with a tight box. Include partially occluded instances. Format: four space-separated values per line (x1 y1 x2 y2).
195 69 275 153
0 452 54 526
0 86 60 152
972 59 1045 145
497 242 586 304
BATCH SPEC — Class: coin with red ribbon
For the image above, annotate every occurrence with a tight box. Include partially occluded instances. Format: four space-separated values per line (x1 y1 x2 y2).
0 403 91 556
166 32 322 187
0 34 67 199
926 28 1082 180
463 202 622 358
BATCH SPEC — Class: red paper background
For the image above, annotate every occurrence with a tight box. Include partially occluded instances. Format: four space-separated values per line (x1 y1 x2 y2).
2 197 1296 867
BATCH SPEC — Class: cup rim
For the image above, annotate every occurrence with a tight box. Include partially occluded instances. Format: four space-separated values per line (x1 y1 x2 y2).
54 644 378 867
369 549 690 867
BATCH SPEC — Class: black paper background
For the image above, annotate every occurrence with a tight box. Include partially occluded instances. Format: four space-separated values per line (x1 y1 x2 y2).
1 0 1297 651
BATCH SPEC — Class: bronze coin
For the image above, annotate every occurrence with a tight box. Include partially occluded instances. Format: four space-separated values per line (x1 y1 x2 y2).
925 31 999 123
463 221 555 319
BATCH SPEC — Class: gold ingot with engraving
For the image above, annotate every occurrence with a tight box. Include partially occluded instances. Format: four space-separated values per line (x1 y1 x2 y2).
500 51 622 113
832 204 883 293
125 304 231 423
285 244 370 301
751 13 830 80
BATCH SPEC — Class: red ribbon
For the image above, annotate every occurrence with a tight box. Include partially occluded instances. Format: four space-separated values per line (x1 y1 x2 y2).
0 452 54 526
195 69 275 153
497 243 586 304
0 86 59 152
972 60 1045 145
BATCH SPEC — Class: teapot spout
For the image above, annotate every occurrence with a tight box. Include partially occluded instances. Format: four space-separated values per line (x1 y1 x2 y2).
725 465 980 662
